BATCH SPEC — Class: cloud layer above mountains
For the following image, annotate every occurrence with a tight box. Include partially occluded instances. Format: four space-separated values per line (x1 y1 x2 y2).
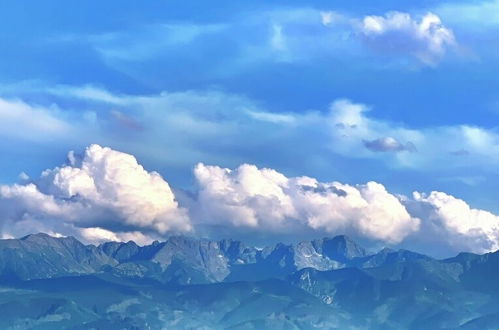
193 163 419 244
1 145 499 256
0 145 190 245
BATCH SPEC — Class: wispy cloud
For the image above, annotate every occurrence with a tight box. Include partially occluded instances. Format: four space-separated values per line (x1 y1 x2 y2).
5 84 499 175
0 98 72 141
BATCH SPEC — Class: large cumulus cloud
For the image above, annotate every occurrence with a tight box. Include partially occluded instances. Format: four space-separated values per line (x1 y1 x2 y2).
193 163 420 243
404 191 499 254
191 162 499 255
0 144 191 243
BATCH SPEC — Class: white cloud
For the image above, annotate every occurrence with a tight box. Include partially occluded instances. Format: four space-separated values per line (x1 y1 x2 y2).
23 84 499 174
2 143 499 255
0 144 191 242
13 84 499 175
47 85 129 105
357 12 456 65
0 183 76 221
406 191 499 254
194 163 296 228
79 227 154 246
246 110 297 124
259 9 458 65
193 163 420 243
44 144 190 232
0 98 71 141
192 161 499 254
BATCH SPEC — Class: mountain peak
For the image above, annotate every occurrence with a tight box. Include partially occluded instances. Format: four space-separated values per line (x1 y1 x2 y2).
20 232 54 240
19 233 80 245
313 235 367 261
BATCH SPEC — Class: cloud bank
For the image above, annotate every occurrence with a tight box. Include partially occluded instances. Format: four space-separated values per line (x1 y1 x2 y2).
2 145 499 255
193 163 419 244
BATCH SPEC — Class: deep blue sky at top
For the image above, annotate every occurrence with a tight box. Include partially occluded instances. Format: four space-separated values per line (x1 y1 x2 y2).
1 0 499 212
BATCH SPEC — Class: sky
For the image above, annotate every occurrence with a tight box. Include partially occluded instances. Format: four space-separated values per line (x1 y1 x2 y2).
1 0 499 257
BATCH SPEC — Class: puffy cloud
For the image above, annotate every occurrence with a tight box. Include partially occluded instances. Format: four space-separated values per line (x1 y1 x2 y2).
192 161 499 254
0 144 191 242
0 183 76 221
41 144 190 233
405 191 499 254
357 12 456 65
363 137 417 153
3 144 499 255
194 163 296 228
193 163 420 243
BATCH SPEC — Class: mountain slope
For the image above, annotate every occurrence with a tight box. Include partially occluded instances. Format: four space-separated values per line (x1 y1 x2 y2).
2 233 499 328
0 233 116 280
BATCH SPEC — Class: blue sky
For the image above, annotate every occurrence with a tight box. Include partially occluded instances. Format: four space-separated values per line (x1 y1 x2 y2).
1 0 499 255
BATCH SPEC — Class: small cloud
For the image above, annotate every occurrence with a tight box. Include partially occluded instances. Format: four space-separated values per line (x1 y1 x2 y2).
357 12 456 65
408 191 499 253
18 172 29 181
363 137 417 153
80 227 154 245
247 110 296 124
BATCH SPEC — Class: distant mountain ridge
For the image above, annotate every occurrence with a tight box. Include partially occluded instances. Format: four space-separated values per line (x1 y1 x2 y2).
0 233 419 283
0 233 116 280
4 233 499 328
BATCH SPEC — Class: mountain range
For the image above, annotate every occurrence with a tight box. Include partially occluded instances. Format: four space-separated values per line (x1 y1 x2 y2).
1 233 499 329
